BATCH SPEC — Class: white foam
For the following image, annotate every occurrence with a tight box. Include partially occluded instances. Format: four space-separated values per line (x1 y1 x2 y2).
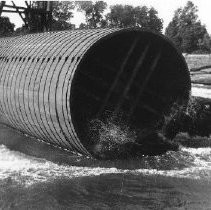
0 145 211 186
136 147 211 179
0 145 124 186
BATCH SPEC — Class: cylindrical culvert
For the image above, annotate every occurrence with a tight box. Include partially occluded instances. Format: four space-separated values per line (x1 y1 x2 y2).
0 29 191 156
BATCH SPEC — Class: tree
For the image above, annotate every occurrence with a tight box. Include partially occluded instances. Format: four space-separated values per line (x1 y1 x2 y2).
165 1 209 53
52 1 75 31
106 5 163 33
198 33 211 53
0 16 15 37
147 7 163 33
106 5 135 28
79 23 88 30
76 1 107 29
13 25 29 36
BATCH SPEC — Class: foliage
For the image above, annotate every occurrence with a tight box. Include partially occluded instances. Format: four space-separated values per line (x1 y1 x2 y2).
106 5 163 33
52 1 74 31
51 19 73 31
13 25 29 36
198 33 211 53
165 1 210 53
52 1 74 22
79 23 88 30
106 5 134 28
76 1 107 28
0 16 15 37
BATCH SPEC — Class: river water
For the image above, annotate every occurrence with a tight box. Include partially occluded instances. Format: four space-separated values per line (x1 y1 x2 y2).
0 86 211 209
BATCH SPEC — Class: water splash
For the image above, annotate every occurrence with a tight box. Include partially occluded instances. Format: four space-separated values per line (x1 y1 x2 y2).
89 118 136 146
1 144 211 187
0 144 125 186
162 93 211 140
88 117 139 159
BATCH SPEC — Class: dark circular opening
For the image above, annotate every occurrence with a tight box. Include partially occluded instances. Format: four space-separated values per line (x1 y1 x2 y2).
70 29 191 154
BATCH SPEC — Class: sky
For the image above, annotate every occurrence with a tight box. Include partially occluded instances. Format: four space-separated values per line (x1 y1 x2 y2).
2 0 211 34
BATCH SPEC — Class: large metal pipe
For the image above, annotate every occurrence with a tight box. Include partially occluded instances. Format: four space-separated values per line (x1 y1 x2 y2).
0 29 191 156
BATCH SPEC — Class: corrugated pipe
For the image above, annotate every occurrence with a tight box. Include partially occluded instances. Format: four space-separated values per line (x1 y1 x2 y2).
0 28 191 157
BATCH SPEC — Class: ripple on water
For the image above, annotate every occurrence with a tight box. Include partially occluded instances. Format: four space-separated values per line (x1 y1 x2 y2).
0 145 211 187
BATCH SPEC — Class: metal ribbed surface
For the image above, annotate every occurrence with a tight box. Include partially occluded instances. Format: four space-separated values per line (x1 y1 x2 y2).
0 29 119 155
0 29 191 157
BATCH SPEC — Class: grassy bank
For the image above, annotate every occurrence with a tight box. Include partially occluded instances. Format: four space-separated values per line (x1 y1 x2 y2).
184 54 211 85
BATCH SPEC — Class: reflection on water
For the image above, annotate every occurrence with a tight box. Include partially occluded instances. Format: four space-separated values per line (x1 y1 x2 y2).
1 123 211 209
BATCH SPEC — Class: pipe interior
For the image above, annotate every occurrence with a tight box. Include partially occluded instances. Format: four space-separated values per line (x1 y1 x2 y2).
70 30 191 152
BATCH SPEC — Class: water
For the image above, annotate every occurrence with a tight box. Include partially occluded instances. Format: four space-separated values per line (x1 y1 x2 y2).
0 86 211 209
0 124 211 209
192 84 211 98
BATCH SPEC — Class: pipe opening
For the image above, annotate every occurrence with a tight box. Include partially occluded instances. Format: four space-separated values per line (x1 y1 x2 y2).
70 30 191 157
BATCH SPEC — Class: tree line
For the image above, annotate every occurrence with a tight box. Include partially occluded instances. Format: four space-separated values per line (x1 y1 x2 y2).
0 1 211 54
165 1 211 54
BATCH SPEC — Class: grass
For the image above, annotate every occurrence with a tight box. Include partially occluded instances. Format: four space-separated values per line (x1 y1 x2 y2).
184 54 211 69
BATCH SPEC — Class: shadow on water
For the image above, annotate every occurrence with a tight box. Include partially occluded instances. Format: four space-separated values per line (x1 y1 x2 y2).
0 124 89 165
0 124 162 170
0 123 147 170
0 123 204 171
1 173 211 209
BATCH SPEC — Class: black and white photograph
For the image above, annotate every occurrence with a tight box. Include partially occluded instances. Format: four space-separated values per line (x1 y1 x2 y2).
0 0 211 209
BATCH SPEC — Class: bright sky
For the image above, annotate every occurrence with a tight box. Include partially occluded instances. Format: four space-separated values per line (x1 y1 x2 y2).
2 0 211 34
